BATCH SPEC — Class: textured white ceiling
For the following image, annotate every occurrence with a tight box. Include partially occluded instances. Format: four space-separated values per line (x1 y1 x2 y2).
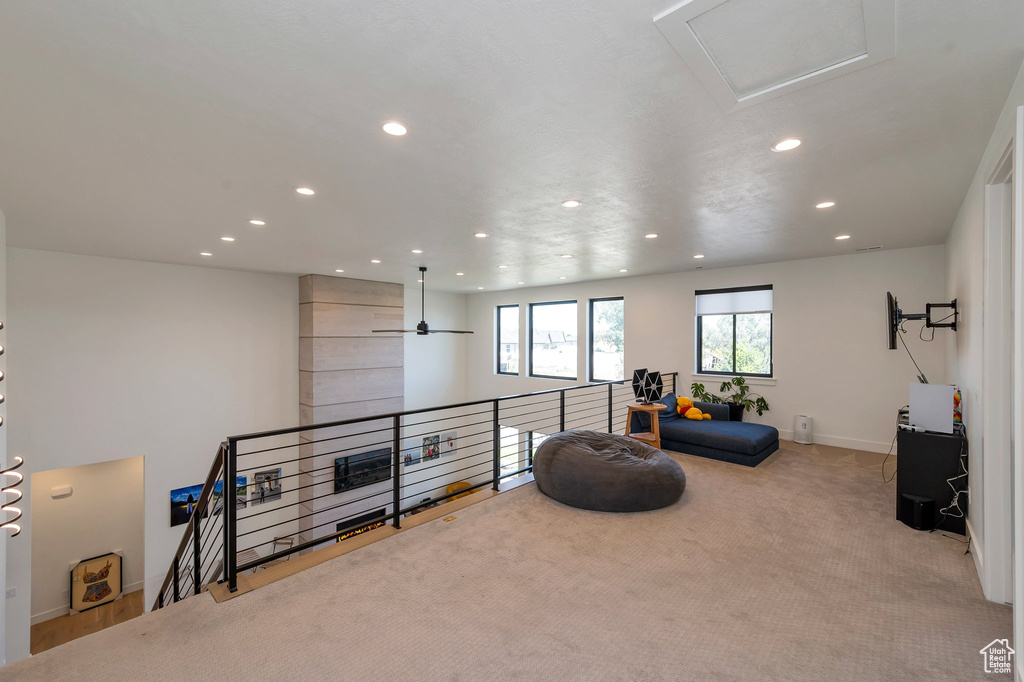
0 0 1021 293
689 0 867 98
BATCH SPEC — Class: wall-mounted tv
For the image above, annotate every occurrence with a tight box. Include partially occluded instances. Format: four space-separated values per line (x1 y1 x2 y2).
334 448 392 494
886 292 899 350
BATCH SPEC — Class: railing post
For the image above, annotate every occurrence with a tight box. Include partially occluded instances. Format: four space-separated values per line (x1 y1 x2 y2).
559 390 566 432
192 508 202 595
226 438 238 593
172 557 180 603
392 415 401 529
607 383 613 433
526 430 534 469
492 400 500 491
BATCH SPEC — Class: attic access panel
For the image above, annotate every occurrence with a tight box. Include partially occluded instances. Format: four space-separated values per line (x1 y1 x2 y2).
654 0 896 112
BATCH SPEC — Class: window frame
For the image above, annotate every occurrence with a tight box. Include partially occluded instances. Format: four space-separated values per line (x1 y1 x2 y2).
495 304 520 376
528 300 579 380
587 296 625 383
695 285 773 379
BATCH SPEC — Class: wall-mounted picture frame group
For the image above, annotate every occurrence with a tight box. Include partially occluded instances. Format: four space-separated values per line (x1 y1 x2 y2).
170 477 246 526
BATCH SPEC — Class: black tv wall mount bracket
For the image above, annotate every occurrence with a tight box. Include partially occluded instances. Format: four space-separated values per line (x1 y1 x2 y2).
901 299 958 331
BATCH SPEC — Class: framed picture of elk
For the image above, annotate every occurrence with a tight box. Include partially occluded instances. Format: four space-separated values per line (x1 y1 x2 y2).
69 551 123 613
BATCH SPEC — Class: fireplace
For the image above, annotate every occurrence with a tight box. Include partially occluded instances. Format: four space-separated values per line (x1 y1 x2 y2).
336 508 387 542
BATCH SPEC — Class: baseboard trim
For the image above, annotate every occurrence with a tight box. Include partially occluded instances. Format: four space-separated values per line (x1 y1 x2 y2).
966 518 985 595
776 429 896 454
31 581 145 625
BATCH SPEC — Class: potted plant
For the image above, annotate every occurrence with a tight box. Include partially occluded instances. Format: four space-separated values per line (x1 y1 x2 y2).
690 377 769 422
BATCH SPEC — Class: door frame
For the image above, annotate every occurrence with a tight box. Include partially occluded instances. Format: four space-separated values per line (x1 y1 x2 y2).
981 140 1014 605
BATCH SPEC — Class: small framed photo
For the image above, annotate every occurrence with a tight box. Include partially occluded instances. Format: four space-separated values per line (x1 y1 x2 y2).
251 468 282 504
422 435 441 462
440 431 457 457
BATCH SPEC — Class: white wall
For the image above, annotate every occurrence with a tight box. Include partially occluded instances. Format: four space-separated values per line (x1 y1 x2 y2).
944 60 1024 622
29 456 144 624
403 288 468 410
466 245 949 453
4 248 299 664
0 209 7 663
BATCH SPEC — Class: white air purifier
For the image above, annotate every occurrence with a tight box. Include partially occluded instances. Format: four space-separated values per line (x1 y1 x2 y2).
794 415 813 444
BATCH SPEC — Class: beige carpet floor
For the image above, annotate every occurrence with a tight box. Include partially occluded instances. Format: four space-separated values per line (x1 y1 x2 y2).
2 442 1011 681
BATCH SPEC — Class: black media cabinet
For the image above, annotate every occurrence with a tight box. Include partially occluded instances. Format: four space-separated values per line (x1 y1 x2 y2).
895 426 968 535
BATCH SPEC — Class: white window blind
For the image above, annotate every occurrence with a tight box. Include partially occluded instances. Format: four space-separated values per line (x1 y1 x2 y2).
695 286 772 316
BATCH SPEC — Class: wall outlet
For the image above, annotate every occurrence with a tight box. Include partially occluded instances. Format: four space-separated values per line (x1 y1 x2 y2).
5 587 15 599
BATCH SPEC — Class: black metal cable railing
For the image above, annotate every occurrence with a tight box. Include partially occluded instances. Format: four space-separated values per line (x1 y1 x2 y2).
154 373 676 606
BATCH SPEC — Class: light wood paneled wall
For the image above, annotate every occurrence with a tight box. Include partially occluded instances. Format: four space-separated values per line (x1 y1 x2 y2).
296 275 404 545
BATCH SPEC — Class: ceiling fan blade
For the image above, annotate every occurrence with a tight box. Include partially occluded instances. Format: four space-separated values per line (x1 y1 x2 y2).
371 329 417 333
426 329 475 334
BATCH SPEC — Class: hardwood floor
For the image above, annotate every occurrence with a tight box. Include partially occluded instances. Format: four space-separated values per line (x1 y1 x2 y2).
30 589 144 655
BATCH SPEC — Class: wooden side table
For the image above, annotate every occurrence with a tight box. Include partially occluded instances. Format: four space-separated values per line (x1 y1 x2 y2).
625 403 669 449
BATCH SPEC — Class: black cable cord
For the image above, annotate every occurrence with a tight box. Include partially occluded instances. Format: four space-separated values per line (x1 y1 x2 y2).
918 311 956 342
898 328 927 383
881 406 907 483
881 432 898 483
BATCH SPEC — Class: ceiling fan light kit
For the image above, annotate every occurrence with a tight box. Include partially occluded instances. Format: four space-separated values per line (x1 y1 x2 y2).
372 267 474 335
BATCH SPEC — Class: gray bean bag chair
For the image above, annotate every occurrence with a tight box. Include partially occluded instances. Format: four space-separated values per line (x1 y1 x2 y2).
534 430 686 512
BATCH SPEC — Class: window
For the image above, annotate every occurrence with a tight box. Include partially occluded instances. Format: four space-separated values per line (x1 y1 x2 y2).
496 305 519 375
589 297 624 381
529 301 578 379
696 286 772 377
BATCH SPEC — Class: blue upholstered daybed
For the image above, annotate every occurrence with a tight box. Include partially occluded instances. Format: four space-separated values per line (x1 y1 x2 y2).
630 392 779 467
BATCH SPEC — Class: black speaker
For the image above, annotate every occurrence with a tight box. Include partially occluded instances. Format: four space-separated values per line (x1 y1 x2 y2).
898 493 935 531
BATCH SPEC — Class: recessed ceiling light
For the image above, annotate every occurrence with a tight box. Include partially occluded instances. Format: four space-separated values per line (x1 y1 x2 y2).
561 199 582 208
371 259 381 263
474 232 488 238
816 201 836 209
295 187 315 196
835 234 851 240
221 236 235 242
382 121 408 136
694 254 705 259
559 276 567 280
771 138 801 152
477 286 484 290
561 254 573 259
497 265 508 269
335 269 344 273
456 272 465 276
518 281 525 285
200 252 213 257
417 279 424 283
619 269 628 273
249 219 266 226
644 233 658 239
411 249 423 254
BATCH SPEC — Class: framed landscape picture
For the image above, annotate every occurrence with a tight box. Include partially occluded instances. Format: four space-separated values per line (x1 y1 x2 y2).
70 552 122 613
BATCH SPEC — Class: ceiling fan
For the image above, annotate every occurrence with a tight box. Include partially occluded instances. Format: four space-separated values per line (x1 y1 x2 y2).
373 266 474 335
